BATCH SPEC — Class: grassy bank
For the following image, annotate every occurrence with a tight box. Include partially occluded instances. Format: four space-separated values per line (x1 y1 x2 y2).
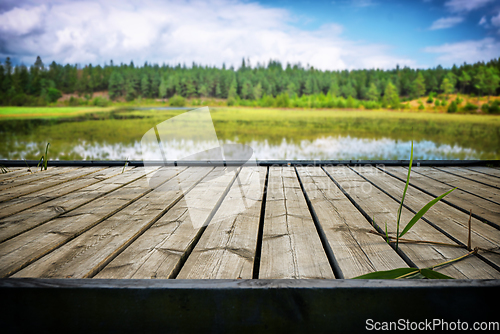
3 91 500 120
0 106 115 119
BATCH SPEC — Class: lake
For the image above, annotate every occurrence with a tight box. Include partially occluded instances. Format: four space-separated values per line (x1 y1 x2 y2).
1 107 499 161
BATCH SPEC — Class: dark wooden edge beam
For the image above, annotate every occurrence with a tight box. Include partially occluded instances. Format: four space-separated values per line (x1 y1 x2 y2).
2 159 499 167
1 278 498 333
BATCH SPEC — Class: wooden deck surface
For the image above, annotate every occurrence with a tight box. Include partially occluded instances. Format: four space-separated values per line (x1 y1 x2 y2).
1 165 499 279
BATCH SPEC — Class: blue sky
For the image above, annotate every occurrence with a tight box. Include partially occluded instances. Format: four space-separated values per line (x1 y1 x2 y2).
0 0 499 70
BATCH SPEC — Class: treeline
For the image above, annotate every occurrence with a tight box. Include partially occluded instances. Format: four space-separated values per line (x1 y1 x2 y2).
1 56 499 107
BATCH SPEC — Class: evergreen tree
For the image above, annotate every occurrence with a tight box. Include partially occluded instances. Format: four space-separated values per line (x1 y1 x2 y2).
440 77 453 97
412 72 426 97
108 71 124 100
329 80 339 97
383 80 399 109
34 56 44 70
367 82 379 101
458 70 471 94
158 77 167 99
241 80 253 99
141 74 150 97
483 67 500 101
228 78 238 100
253 82 263 100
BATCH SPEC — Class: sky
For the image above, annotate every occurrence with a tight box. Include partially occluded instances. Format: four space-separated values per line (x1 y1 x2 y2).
0 0 499 70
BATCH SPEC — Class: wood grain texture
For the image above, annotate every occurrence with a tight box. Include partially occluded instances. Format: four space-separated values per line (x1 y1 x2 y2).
177 166 266 279
95 167 236 279
297 167 408 278
0 168 39 182
413 167 500 204
0 167 105 203
323 166 500 279
12 166 202 279
354 166 500 270
465 167 500 178
0 166 134 219
0 166 150 243
0 167 74 192
0 167 186 278
383 166 500 226
259 167 334 279
435 167 500 189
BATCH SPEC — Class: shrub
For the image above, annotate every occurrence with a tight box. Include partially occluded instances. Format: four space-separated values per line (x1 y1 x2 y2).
463 102 478 111
69 96 79 106
447 101 457 113
489 100 500 113
363 100 380 110
46 87 62 103
426 96 434 104
92 96 109 107
169 94 186 107
11 93 28 106
275 93 290 108
434 99 440 106
441 100 447 107
418 103 425 110
336 98 346 108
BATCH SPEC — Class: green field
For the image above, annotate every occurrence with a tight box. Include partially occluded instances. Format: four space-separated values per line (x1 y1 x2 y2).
0 106 116 119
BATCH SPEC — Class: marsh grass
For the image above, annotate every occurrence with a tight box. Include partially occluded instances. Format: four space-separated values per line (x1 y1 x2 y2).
353 141 461 279
37 143 50 171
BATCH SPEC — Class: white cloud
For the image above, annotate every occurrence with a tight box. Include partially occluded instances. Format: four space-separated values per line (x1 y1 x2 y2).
479 16 487 25
429 16 464 30
444 0 494 13
0 0 416 70
0 5 46 35
492 12 500 27
423 37 500 66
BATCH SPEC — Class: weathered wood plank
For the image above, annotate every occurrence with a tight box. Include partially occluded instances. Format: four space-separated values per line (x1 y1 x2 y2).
95 167 237 279
323 166 500 279
177 166 266 279
14 167 212 279
435 166 500 189
0 167 134 219
382 166 500 226
297 167 408 278
354 166 500 270
464 166 500 178
259 167 334 279
0 167 38 182
0 167 186 278
0 167 150 243
0 167 74 191
0 167 106 203
413 167 500 204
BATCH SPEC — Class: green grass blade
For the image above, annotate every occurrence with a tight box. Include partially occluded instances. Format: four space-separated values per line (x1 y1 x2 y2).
419 268 455 279
395 140 413 250
398 187 457 238
37 156 44 171
352 267 419 279
44 143 50 170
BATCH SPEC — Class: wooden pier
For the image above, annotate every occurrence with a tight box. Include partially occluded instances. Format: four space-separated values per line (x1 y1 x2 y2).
0 163 499 332
0 164 499 280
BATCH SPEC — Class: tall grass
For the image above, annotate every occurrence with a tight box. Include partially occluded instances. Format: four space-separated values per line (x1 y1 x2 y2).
353 141 458 279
